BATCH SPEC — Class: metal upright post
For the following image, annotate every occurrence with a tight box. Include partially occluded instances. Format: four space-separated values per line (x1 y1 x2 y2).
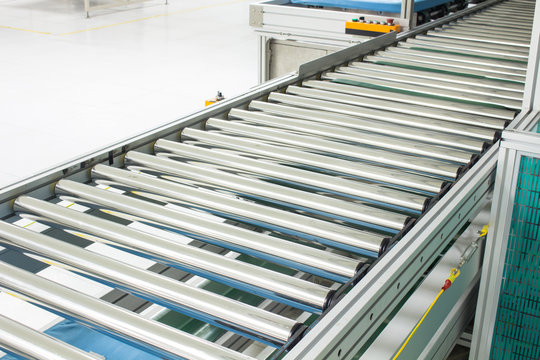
401 0 416 30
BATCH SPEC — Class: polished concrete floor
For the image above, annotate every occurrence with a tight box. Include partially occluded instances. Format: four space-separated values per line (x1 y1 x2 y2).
0 0 259 189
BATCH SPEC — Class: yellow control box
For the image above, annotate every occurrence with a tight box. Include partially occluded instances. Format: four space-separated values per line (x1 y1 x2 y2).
345 19 400 36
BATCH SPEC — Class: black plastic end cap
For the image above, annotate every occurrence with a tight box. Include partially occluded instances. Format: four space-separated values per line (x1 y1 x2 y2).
455 165 465 180
422 197 432 213
439 181 452 196
323 289 338 311
470 153 480 166
379 237 391 256
493 130 502 142
285 324 308 350
403 216 416 233
394 217 417 240
354 263 371 284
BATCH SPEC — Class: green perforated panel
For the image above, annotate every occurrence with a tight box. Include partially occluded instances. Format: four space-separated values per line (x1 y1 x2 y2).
490 156 540 360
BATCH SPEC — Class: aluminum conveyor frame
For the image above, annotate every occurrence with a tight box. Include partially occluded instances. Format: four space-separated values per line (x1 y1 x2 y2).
250 0 468 82
0 0 537 358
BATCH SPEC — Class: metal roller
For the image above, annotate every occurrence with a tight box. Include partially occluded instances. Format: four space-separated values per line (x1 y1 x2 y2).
267 92 499 140
334 65 524 100
247 101 488 152
450 19 532 32
154 140 428 212
124 151 411 232
470 14 532 22
92 164 387 256
14 195 332 312
471 15 532 23
322 71 522 110
301 80 515 120
411 35 530 58
480 8 534 17
444 23 532 37
0 314 99 360
55 179 364 282
0 261 254 360
425 29 530 48
0 219 299 346
363 55 526 83
456 18 533 31
434 27 532 43
286 85 509 128
400 39 529 61
225 110 473 163
177 127 446 194
451 19 532 31
348 61 524 92
205 118 463 178
383 46 528 71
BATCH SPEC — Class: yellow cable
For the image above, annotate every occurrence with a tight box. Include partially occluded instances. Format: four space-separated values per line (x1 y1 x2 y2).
392 288 445 360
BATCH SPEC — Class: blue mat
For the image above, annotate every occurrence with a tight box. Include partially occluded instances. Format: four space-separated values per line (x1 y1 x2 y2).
1 319 162 360
290 0 454 12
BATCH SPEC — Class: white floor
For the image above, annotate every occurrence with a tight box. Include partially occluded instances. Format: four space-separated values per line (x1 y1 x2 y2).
0 0 260 189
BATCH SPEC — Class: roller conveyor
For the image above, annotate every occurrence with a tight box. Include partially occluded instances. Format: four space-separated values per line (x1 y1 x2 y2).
179 127 448 194
400 37 530 60
322 71 523 109
0 261 255 360
267 92 498 139
349 59 526 91
91 164 388 255
0 0 537 358
301 80 515 119
10 196 335 313
223 110 475 162
0 219 299 346
203 118 463 178
55 179 363 282
247 101 489 151
125 151 411 232
154 140 429 213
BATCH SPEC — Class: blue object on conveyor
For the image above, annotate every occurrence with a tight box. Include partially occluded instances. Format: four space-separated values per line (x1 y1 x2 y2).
1 319 162 360
290 0 453 12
